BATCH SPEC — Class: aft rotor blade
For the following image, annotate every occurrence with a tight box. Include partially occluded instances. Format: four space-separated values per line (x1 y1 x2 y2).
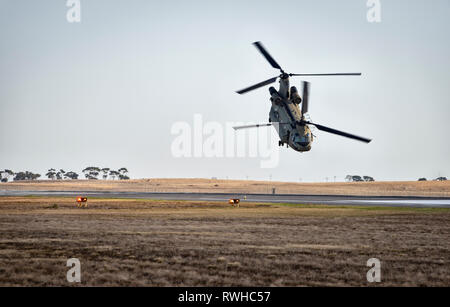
304 121 372 143
290 73 362 77
236 76 278 94
233 122 290 130
253 41 283 71
301 81 310 115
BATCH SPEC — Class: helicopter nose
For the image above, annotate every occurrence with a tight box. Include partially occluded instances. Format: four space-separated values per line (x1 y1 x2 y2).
294 142 310 149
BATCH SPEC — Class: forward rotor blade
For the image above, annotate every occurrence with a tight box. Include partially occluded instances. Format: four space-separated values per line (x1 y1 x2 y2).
253 41 283 71
236 76 278 94
304 121 371 143
290 73 362 77
233 123 273 130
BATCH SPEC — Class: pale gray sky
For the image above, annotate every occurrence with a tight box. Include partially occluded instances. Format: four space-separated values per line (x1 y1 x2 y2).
0 0 449 182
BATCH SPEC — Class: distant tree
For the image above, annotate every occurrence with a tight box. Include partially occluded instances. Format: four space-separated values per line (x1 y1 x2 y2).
109 170 120 180
46 168 57 180
64 171 79 180
56 169 65 180
435 177 447 181
345 175 352 182
118 168 129 180
82 167 101 180
101 168 110 180
418 178 427 181
363 176 375 182
0 169 14 182
13 171 41 181
118 167 128 175
14 172 25 181
351 175 363 182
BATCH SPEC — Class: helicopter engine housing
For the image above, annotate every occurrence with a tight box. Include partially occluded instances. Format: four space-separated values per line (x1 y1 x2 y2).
290 86 302 104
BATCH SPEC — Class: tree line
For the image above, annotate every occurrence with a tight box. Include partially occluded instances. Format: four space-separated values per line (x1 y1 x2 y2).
345 175 375 182
0 170 41 182
81 167 129 180
0 167 130 182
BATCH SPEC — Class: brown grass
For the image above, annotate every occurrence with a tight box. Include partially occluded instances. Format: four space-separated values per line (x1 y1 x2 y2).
1 178 450 197
0 196 449 286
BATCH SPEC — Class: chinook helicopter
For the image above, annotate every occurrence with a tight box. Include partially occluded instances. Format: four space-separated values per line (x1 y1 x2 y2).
234 42 371 152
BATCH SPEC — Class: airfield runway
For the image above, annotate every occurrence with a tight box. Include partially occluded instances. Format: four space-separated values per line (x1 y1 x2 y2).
1 190 450 207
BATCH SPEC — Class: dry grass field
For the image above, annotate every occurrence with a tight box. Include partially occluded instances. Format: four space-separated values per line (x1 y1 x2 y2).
1 178 450 197
0 196 449 286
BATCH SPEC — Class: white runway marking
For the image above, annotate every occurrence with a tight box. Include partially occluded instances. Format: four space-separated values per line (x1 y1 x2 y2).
345 199 450 206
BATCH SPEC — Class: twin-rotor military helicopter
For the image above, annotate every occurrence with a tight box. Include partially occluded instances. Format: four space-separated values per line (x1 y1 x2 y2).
234 42 371 152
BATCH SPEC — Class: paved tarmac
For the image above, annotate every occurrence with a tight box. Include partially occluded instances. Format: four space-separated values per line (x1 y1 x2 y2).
1 190 450 208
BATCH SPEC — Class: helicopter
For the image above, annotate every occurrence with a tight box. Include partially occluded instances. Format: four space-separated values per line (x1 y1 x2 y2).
234 42 371 152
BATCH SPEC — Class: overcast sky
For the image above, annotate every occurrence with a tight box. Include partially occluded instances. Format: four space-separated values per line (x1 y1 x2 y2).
0 0 449 182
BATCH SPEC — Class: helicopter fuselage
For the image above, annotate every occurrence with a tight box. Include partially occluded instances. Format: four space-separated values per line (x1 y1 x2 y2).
268 75 313 152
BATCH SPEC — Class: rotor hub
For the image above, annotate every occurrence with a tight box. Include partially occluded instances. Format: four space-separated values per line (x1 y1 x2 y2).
280 72 289 79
